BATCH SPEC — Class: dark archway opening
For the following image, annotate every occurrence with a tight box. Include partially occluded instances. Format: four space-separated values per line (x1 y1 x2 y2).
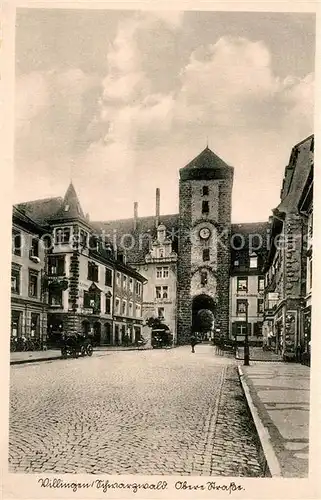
93 321 101 346
81 320 91 336
192 294 216 340
104 322 112 345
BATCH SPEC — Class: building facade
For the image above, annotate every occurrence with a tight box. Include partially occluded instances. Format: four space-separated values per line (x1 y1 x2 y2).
262 135 314 361
298 142 313 363
135 222 178 343
13 183 146 348
11 207 48 347
229 223 268 344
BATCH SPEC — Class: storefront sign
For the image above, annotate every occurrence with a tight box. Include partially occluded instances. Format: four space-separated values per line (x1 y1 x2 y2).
81 308 93 315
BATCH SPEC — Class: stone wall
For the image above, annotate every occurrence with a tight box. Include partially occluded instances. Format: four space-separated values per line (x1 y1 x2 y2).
177 181 192 343
68 250 80 334
216 181 233 338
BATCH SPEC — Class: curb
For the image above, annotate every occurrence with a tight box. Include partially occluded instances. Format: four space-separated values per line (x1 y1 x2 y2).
95 347 152 352
238 365 282 478
235 356 283 363
10 347 153 365
10 356 62 365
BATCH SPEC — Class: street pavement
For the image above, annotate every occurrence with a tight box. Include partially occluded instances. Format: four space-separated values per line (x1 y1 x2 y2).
9 344 265 476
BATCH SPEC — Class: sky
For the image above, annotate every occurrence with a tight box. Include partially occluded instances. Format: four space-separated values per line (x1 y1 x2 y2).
14 8 315 222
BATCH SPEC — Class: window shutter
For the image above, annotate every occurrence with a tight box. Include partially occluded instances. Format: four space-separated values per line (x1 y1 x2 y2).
247 323 252 335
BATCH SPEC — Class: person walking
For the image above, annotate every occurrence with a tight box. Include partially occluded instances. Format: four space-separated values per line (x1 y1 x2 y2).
190 332 197 353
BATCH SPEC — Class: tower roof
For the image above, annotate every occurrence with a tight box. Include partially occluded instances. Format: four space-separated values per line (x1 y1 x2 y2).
182 146 230 170
50 182 85 221
180 146 233 181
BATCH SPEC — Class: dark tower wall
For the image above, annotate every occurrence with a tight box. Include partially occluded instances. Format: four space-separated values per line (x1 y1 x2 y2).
176 148 234 344
177 181 193 344
216 179 233 340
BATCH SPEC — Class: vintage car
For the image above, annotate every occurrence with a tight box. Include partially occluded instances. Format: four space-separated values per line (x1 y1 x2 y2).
61 334 94 359
151 328 173 349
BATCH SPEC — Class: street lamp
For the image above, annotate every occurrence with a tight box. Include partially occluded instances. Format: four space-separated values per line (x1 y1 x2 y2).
244 299 250 366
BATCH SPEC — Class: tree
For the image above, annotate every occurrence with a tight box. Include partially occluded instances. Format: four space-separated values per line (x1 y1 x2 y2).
196 309 214 333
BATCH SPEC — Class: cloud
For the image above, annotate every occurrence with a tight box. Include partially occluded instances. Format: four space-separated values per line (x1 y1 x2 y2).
175 36 314 131
15 67 101 162
14 18 314 223
148 10 184 28
15 71 49 131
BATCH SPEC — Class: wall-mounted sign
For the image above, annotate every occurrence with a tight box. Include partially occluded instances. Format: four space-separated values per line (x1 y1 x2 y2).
81 308 93 315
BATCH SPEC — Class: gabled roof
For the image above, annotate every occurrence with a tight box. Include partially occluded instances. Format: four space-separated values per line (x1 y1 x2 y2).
92 214 179 265
12 206 48 235
277 134 313 214
230 222 270 256
15 183 90 227
16 196 63 225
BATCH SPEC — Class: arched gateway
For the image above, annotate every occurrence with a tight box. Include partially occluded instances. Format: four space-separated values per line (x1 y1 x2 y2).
192 294 216 339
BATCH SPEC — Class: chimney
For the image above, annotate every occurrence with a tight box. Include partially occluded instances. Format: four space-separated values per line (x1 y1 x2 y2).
134 202 138 230
155 188 160 228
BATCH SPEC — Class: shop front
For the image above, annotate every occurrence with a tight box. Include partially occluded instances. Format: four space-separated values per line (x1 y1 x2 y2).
11 298 47 351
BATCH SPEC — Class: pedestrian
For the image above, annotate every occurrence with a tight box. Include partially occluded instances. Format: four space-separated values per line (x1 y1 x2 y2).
190 332 197 353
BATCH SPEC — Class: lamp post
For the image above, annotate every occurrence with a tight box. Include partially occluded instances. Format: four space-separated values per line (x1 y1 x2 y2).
244 299 250 366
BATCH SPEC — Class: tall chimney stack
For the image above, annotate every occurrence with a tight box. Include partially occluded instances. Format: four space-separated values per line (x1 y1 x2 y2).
134 202 138 230
155 188 160 228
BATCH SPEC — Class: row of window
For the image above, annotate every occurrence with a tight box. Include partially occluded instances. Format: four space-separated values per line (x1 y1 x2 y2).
48 256 142 295
13 230 40 258
48 287 142 317
237 276 264 293
11 267 39 298
236 299 264 315
115 272 142 295
11 311 41 337
114 298 141 317
156 266 169 279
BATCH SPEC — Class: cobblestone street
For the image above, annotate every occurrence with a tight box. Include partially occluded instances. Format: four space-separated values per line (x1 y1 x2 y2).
9 345 265 476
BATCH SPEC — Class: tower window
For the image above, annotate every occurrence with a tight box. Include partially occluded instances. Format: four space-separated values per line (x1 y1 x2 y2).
249 253 258 268
202 186 209 196
202 201 209 214
203 249 210 262
201 271 208 286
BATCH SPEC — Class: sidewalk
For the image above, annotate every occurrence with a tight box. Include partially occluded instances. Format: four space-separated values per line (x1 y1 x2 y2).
238 362 310 478
236 346 283 362
10 345 152 365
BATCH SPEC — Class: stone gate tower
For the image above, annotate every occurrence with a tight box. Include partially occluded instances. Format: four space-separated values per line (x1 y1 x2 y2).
177 147 234 344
